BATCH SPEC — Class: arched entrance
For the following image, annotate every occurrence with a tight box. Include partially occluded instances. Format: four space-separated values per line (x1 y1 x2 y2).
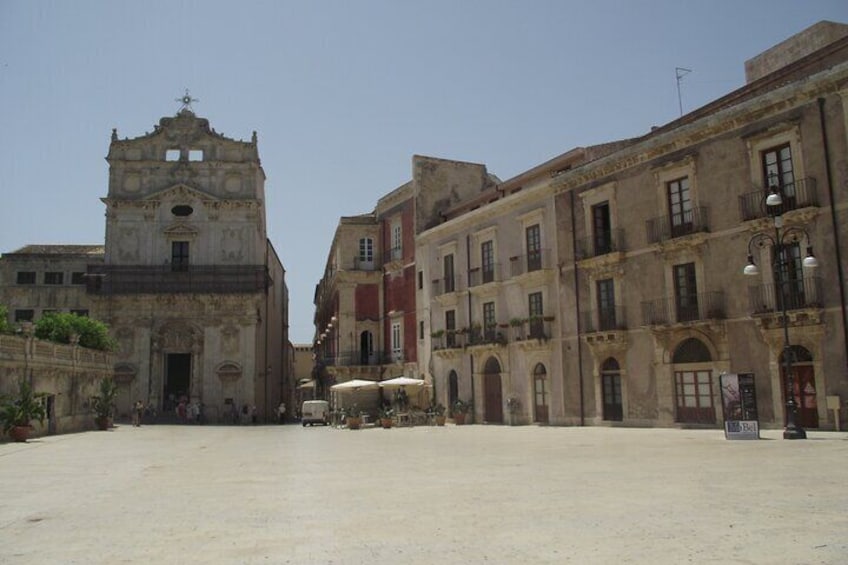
448 370 458 411
780 345 818 428
601 358 623 421
483 357 503 423
672 337 715 424
533 363 549 424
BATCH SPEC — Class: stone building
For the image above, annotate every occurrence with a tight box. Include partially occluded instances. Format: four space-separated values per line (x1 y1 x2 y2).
312 179 418 397
414 21 848 430
1 106 289 424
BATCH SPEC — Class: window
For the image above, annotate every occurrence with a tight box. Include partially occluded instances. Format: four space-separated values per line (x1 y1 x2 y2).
417 270 423 290
44 272 64 285
188 149 203 162
675 370 715 424
419 320 424 340
14 309 34 322
171 205 194 217
762 144 796 209
71 272 86 285
444 253 455 293
673 263 699 322
526 224 541 271
592 202 612 255
445 310 456 348
16 271 36 285
165 149 180 161
70 309 89 317
391 222 402 260
483 301 496 341
171 241 189 272
391 322 402 361
774 241 806 310
597 278 616 330
529 292 544 338
359 237 373 268
481 240 494 284
667 177 693 237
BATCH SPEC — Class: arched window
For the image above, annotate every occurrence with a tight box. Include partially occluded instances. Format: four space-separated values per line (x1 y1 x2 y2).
672 338 712 363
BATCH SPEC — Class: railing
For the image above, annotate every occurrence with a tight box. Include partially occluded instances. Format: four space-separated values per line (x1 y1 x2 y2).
322 350 385 367
352 257 377 271
509 249 552 277
432 275 464 296
581 306 628 333
738 178 818 221
467 264 501 287
383 247 403 264
646 206 710 244
641 291 726 325
575 229 626 260
86 265 269 295
748 276 823 314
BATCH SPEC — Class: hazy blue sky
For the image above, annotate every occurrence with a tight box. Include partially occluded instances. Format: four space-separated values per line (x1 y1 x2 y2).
2 1 847 343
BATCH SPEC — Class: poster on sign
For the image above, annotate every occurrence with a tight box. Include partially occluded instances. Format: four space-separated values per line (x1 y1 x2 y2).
720 372 760 440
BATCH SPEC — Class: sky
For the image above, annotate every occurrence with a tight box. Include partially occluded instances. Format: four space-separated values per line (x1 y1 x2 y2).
2 1 848 343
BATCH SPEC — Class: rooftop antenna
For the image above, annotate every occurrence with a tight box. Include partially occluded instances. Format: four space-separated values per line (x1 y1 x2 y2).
676 67 692 117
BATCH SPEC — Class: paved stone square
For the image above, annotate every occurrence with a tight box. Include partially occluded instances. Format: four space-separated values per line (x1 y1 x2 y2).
1 424 847 564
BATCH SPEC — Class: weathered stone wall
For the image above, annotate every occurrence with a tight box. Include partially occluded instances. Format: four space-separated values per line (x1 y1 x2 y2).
0 333 114 439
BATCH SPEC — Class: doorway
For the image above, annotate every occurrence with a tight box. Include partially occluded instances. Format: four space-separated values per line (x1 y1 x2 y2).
601 358 623 421
164 353 191 410
780 346 818 428
483 357 503 423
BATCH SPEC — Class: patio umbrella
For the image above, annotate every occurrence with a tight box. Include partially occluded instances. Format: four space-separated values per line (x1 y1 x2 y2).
330 379 379 391
379 377 429 409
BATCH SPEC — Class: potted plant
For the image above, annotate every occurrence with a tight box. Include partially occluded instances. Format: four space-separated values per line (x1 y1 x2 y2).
91 377 118 430
452 399 471 425
343 405 362 430
378 405 395 428
428 402 446 426
1 378 47 442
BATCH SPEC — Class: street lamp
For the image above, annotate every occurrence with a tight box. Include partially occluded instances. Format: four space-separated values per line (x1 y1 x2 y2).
743 186 819 439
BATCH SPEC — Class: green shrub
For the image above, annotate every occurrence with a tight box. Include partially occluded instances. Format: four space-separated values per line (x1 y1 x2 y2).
0 305 10 334
34 312 116 351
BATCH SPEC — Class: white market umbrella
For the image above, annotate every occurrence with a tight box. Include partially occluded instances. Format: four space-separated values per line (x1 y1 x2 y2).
330 379 379 392
379 377 426 388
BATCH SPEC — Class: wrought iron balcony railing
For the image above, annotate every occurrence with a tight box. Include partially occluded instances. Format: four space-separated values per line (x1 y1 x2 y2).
352 257 378 271
646 206 710 244
432 275 464 296
641 291 726 326
581 306 628 333
382 247 403 264
468 264 501 287
748 276 823 314
509 249 552 276
86 265 270 295
738 178 818 221
322 350 385 367
576 229 626 260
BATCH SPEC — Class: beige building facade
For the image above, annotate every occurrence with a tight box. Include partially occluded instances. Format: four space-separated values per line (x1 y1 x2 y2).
1 106 289 424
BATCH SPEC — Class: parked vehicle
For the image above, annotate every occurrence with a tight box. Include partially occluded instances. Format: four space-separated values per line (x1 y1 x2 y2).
301 400 330 426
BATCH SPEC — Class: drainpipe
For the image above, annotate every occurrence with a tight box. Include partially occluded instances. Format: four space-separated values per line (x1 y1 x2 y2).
818 97 848 372
570 191 586 426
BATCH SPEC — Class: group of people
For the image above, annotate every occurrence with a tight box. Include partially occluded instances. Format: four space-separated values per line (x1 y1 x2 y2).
128 398 288 426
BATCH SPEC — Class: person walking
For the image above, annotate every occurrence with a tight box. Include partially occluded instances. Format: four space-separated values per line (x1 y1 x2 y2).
277 402 286 424
133 400 144 427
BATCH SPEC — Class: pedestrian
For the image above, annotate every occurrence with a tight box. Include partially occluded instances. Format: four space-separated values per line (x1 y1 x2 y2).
133 400 144 427
277 401 286 424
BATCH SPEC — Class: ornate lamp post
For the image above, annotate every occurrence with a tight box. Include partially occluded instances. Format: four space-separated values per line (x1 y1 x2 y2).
743 186 819 439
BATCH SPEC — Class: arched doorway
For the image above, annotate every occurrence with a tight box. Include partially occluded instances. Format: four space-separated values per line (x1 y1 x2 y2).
448 370 458 412
533 363 549 424
483 357 503 423
672 337 715 424
780 345 818 428
601 358 622 421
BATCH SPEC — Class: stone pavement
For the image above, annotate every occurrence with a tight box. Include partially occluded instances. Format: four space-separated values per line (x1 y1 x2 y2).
1 424 846 564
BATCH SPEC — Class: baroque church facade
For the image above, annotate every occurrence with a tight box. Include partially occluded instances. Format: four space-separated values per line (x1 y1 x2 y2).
0 105 289 423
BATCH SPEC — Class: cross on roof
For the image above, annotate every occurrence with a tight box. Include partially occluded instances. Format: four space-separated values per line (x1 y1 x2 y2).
176 89 198 112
